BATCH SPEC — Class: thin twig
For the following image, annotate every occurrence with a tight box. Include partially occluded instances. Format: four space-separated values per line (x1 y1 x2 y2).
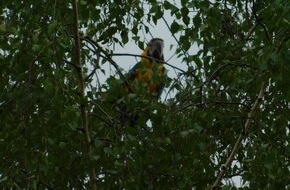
162 17 190 61
89 100 114 127
89 113 114 128
63 59 79 69
252 0 271 42
80 36 128 82
244 22 258 41
85 62 99 81
206 63 258 85
211 82 266 189
71 0 97 189
177 100 251 113
85 52 101 81
80 36 138 93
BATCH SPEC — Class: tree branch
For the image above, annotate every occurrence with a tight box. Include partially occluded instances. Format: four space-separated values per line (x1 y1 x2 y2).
63 59 79 69
88 100 114 127
211 82 266 189
176 100 251 113
85 52 101 81
206 63 258 85
112 53 186 73
80 36 140 94
252 0 271 42
162 17 191 63
244 22 258 41
80 36 128 81
72 0 96 189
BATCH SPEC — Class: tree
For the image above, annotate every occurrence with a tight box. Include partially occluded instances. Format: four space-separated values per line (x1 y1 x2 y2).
0 0 289 189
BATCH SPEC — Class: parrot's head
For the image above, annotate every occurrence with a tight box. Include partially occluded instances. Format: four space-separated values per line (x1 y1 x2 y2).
141 38 164 63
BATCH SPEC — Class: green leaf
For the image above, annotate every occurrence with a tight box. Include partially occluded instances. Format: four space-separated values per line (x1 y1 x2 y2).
258 62 268 70
282 18 290 26
94 139 103 148
163 1 172 10
138 41 144 50
181 0 187 7
171 21 180 34
127 134 137 141
163 1 179 13
59 142 66 148
121 30 129 44
0 24 6 32
93 155 100 161
0 176 8 182
193 14 201 28
164 137 171 144
104 147 112 154
269 52 279 62
181 7 190 25
263 156 273 170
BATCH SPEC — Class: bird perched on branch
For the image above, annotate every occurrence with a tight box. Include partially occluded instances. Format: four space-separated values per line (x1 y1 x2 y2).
125 38 167 99
105 38 167 127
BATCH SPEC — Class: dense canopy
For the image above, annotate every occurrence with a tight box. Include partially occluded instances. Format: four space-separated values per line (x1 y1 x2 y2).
0 0 289 189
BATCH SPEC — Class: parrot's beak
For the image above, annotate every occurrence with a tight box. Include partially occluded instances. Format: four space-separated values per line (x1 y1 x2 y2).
152 42 164 61
149 38 164 62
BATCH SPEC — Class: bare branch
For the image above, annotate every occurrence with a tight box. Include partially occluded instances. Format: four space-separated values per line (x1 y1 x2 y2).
211 82 266 189
88 100 114 127
72 0 96 189
63 59 79 70
162 17 190 62
244 22 258 41
79 36 140 94
80 36 127 81
85 52 101 81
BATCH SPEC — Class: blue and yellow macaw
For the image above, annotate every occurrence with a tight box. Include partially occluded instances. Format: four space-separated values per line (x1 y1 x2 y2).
125 38 167 99
105 38 166 126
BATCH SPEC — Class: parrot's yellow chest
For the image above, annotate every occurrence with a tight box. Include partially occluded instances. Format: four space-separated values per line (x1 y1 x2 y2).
130 62 165 94
125 47 166 96
135 63 163 81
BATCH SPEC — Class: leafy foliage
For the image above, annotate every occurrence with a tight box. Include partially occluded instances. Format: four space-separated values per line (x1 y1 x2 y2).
0 0 290 189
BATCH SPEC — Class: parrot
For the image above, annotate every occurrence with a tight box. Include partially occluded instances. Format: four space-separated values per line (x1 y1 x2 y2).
125 38 167 99
105 38 167 127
